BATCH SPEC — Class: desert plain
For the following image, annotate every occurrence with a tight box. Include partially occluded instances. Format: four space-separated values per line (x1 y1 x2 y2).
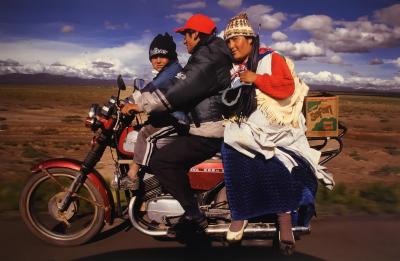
0 84 399 215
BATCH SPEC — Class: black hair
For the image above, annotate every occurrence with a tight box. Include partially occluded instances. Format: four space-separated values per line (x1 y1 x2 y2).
183 28 217 46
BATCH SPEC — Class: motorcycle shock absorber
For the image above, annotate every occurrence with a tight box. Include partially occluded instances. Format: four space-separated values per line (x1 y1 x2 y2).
58 133 108 212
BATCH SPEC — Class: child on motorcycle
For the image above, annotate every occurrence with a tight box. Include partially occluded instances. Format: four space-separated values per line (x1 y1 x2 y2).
114 33 188 190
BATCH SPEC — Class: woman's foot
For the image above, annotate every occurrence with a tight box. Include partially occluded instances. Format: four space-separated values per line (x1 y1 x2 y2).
277 212 295 256
226 220 248 242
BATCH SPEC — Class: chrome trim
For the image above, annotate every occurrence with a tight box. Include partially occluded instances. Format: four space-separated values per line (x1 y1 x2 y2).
128 196 168 237
128 196 311 238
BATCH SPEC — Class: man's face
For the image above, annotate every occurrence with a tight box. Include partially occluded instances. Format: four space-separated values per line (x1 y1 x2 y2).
150 56 170 72
183 31 200 54
226 36 253 62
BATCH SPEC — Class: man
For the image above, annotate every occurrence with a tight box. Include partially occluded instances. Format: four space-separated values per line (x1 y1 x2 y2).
125 14 232 231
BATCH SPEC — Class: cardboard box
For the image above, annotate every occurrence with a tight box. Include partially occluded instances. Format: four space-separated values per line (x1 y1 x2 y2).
304 95 339 137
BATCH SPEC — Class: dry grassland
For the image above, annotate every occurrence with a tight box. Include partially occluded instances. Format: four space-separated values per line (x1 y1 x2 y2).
0 85 399 213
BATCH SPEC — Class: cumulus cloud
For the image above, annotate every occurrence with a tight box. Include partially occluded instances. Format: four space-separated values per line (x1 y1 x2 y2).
61 25 74 33
374 4 400 27
271 41 325 60
369 58 384 65
299 71 400 89
175 1 206 9
290 15 333 32
92 61 114 69
166 12 193 24
271 31 288 42
290 8 400 53
0 39 150 80
104 21 130 30
244 4 286 31
0 58 21 67
218 0 242 9
327 55 343 64
385 57 400 67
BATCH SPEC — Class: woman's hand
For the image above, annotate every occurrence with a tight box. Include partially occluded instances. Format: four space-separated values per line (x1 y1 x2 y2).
121 103 141 115
239 70 257 84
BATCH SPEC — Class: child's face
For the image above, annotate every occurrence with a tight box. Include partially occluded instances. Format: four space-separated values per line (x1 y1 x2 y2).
150 56 170 72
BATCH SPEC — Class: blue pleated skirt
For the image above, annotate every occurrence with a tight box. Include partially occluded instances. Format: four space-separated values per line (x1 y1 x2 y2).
222 143 317 222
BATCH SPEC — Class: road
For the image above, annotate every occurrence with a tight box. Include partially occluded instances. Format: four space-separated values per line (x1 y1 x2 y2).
1 212 399 261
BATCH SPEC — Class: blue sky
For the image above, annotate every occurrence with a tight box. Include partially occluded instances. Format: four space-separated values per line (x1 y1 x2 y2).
0 0 399 90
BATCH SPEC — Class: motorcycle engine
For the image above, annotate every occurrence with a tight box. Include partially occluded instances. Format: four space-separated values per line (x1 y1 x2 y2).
146 196 185 224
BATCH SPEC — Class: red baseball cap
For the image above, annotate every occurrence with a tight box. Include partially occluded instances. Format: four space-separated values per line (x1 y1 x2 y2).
175 14 216 34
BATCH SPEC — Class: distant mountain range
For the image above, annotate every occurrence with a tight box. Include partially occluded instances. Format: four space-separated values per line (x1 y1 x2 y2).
0 73 116 86
0 73 399 96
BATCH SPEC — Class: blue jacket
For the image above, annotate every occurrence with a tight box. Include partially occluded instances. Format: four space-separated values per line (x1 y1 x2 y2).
141 60 188 124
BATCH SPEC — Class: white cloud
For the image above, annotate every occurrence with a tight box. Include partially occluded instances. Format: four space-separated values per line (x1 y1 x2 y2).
271 31 288 41
290 15 333 32
243 5 286 31
290 12 400 53
272 41 325 60
327 55 343 64
218 0 242 9
374 4 400 27
0 39 150 80
176 1 206 9
61 25 74 33
299 71 400 89
166 12 193 24
385 57 400 67
260 12 286 31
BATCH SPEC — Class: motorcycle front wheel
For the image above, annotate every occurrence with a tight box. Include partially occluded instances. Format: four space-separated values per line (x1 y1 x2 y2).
19 168 105 246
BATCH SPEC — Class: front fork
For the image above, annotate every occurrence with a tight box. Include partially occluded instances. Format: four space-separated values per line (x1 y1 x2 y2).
58 134 108 212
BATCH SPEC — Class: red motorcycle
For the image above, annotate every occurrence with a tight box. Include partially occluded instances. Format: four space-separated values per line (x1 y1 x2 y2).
19 76 346 247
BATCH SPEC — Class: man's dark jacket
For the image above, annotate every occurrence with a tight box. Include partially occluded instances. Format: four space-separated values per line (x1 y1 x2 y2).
137 36 232 137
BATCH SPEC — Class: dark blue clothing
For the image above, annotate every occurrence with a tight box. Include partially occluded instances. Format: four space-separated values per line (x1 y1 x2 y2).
141 60 188 124
222 143 317 225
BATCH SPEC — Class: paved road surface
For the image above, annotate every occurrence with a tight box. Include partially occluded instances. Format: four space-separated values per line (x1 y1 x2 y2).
1 212 399 261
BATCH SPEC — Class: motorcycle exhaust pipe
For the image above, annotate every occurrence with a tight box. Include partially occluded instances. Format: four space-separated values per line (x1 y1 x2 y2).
128 197 311 238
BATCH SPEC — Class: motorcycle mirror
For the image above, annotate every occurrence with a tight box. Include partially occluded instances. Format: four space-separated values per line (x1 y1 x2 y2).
117 75 126 90
133 78 146 91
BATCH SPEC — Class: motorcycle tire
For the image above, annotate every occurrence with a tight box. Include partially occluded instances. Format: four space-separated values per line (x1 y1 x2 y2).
19 167 105 246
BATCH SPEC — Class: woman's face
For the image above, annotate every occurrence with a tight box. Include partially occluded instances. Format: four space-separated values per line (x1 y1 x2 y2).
226 36 253 62
150 56 170 72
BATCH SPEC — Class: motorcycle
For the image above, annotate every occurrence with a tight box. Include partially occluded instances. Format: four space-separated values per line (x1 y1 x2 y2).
19 75 346 247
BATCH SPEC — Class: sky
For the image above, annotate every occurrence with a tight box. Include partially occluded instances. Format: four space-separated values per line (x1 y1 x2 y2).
0 0 399 90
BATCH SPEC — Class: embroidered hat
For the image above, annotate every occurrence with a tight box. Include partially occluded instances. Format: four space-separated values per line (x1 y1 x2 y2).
175 14 216 34
224 13 256 40
149 33 178 60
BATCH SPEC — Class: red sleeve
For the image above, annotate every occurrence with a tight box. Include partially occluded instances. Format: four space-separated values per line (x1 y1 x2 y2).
253 52 295 100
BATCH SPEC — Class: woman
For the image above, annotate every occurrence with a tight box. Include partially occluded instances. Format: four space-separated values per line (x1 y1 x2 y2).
222 13 329 255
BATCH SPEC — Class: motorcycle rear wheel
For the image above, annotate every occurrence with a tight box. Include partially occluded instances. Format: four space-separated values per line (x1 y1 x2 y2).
19 168 105 246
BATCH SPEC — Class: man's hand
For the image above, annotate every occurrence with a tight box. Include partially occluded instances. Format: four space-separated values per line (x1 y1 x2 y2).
239 70 257 84
121 103 141 115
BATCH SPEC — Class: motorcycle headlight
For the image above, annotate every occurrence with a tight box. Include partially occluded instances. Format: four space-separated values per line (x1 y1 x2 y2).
88 104 99 118
85 104 100 130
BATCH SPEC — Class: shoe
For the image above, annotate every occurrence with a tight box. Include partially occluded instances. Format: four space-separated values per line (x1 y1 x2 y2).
278 230 295 256
169 212 208 235
110 175 139 190
277 212 295 256
226 220 248 242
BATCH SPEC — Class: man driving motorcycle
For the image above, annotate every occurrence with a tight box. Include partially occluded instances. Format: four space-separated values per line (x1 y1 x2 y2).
124 14 232 232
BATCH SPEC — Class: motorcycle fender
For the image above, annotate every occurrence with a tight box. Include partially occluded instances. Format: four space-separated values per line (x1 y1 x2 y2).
30 158 114 224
